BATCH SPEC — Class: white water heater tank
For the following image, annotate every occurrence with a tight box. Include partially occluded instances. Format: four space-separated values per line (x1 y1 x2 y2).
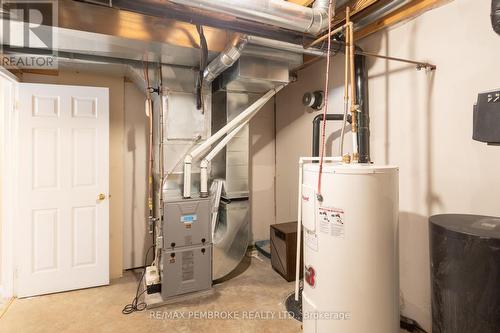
300 162 399 333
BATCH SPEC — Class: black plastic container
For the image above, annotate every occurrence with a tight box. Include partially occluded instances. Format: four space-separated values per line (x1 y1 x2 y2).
429 214 500 333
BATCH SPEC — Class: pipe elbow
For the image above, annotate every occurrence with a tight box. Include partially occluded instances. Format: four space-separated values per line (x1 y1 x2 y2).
308 0 336 35
313 114 323 125
202 33 248 85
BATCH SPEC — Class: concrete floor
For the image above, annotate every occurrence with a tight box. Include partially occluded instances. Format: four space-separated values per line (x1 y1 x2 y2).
0 256 302 333
0 255 410 333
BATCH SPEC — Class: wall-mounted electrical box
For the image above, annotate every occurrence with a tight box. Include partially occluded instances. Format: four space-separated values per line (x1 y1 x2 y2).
473 89 500 144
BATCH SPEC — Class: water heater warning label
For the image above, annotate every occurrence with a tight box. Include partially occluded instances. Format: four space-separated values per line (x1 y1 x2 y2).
318 207 345 239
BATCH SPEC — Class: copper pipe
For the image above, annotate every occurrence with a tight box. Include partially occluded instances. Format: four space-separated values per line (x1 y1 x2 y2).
307 24 345 48
349 21 358 134
356 50 436 70
294 43 437 73
340 7 350 157
344 7 350 103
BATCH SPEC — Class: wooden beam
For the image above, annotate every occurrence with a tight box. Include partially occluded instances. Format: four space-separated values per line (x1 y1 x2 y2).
305 0 379 48
298 0 450 72
287 0 315 6
331 0 380 28
355 0 452 40
21 69 59 76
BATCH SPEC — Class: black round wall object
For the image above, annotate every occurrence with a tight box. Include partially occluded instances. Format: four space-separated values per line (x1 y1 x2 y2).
302 90 324 110
429 214 500 333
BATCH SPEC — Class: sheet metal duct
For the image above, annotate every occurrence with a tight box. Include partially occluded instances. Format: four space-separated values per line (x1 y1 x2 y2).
170 0 343 35
203 34 249 86
213 55 291 93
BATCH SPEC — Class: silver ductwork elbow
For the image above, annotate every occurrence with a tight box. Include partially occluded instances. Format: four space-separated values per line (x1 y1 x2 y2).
309 0 334 35
203 33 248 86
170 0 338 35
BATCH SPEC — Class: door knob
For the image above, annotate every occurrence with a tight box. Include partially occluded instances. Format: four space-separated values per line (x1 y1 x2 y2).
97 193 106 201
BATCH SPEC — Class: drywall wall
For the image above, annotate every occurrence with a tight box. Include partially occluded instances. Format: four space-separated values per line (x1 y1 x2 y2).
249 98 276 243
0 69 17 298
276 0 500 330
0 75 6 295
21 70 125 279
123 81 152 269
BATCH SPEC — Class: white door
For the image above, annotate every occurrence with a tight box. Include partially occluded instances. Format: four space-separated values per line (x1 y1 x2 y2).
16 83 109 298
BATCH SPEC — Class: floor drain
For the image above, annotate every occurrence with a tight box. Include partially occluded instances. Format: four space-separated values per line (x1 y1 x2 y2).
284 287 302 322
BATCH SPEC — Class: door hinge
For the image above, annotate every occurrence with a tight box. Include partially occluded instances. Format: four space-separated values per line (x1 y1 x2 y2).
14 100 20 111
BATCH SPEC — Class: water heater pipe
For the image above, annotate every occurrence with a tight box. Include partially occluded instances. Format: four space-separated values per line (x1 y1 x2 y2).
295 156 342 301
183 85 285 198
312 114 351 158
354 50 370 163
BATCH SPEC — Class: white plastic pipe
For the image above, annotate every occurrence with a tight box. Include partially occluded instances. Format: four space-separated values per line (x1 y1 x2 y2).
352 130 358 158
294 156 342 301
183 85 285 198
200 159 209 197
200 118 250 197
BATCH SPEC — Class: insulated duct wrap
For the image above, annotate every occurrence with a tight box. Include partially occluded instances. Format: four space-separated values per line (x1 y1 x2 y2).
170 0 340 35
203 34 248 86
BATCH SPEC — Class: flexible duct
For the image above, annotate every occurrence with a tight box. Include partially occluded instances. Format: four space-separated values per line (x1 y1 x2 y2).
170 0 341 35
203 33 248 86
493 0 500 35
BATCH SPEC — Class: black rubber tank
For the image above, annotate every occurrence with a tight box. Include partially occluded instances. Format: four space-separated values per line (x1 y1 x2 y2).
429 214 500 333
493 0 500 35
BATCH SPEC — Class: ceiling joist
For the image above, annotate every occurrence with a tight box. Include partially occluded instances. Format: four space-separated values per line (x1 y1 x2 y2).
287 0 315 6
299 0 451 72
331 0 381 27
355 0 452 40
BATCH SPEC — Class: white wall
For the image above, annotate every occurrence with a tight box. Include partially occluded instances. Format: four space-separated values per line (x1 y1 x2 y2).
276 0 500 330
123 82 152 269
250 98 276 242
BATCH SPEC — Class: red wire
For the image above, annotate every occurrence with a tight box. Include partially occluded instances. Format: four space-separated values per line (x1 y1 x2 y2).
317 0 333 198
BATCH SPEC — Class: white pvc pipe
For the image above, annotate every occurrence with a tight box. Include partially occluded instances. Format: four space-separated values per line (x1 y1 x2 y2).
352 126 358 159
295 159 304 301
205 121 247 163
294 156 342 301
183 155 193 198
200 160 209 197
199 117 252 196
183 85 285 198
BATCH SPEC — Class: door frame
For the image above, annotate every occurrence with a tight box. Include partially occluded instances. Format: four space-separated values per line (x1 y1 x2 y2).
0 68 19 299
